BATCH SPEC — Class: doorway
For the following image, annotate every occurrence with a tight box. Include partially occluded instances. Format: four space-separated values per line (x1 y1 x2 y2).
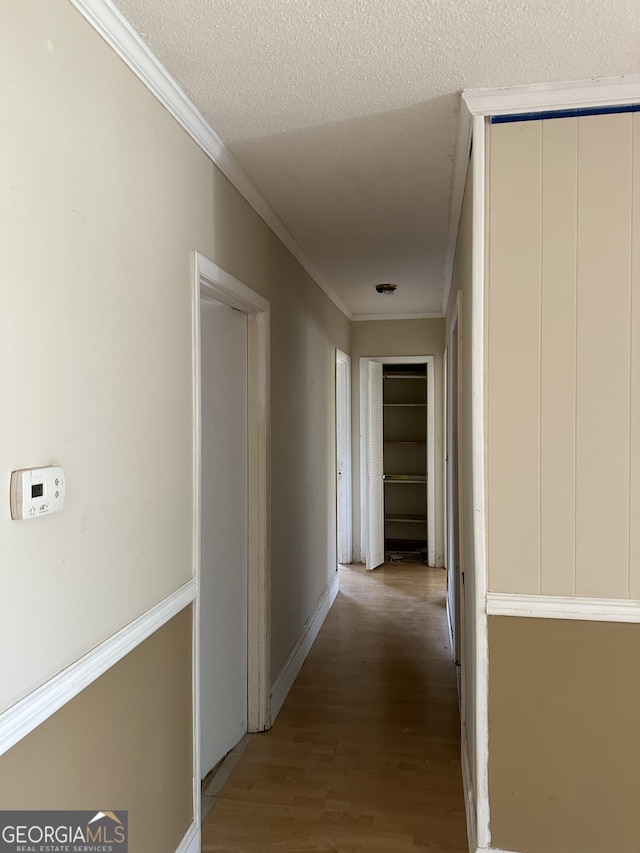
360 355 436 570
193 253 271 824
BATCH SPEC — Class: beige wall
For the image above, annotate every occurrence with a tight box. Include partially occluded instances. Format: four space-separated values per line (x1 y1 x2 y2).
486 113 640 597
488 615 640 853
1 0 349 839
349 319 445 563
0 609 193 853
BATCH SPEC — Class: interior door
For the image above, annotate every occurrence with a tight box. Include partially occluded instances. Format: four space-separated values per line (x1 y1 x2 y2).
200 296 248 777
366 361 385 570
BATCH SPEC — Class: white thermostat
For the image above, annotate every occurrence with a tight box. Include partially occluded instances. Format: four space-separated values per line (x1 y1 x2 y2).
10 466 66 520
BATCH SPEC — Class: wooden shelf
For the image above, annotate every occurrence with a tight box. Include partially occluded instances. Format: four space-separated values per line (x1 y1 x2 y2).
383 474 427 483
385 515 427 524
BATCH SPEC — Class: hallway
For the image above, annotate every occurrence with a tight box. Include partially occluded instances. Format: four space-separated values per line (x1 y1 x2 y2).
202 562 468 852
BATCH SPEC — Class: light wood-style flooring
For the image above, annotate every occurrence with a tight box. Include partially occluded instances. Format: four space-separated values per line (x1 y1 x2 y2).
202 562 468 852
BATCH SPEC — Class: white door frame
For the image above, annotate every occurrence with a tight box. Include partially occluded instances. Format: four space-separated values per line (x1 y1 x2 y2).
360 355 436 567
336 350 352 564
446 295 461 665
192 252 271 828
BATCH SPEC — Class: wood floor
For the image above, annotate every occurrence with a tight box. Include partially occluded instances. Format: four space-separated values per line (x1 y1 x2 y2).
202 562 468 852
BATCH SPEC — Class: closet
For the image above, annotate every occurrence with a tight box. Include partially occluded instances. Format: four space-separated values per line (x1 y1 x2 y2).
382 363 428 558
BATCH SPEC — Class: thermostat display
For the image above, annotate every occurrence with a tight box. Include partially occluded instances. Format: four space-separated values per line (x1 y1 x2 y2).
10 466 66 520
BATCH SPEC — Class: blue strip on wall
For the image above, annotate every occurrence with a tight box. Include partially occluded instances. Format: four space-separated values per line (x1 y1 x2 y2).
491 103 640 124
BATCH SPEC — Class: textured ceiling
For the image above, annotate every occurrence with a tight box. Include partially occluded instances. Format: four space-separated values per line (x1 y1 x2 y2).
113 0 640 317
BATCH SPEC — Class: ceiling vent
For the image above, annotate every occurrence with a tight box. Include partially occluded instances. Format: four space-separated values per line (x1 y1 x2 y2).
375 283 397 295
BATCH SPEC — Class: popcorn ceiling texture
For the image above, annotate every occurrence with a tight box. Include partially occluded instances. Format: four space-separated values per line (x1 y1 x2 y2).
114 0 640 315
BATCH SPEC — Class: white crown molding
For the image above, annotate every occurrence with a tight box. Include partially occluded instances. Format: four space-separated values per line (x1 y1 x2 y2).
0 579 197 756
350 312 444 321
487 591 640 623
463 73 640 117
68 0 352 322
442 100 473 315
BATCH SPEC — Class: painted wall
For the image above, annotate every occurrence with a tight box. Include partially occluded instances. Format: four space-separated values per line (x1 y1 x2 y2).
445 160 478 816
0 609 193 853
485 111 640 850
350 319 445 563
489 616 640 853
1 0 349 838
486 113 640 598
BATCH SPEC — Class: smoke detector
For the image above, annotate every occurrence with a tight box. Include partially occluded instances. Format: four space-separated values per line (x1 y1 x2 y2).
375 283 397 295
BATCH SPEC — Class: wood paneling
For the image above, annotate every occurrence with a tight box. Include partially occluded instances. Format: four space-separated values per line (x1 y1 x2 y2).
487 112 637 599
202 563 468 852
487 121 542 594
575 113 632 598
540 118 578 596
630 113 640 599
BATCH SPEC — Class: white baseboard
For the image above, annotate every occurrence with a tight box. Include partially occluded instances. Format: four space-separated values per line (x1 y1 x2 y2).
446 596 455 662
270 571 339 721
462 723 477 853
0 579 197 756
474 848 520 853
176 820 200 853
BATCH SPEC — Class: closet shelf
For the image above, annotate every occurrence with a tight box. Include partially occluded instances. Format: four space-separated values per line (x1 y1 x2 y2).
383 440 426 445
383 403 427 407
383 374 427 380
385 514 428 524
383 474 427 483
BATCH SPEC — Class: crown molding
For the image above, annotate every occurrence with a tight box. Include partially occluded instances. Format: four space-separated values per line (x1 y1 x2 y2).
463 73 640 117
68 0 352 321
350 311 444 322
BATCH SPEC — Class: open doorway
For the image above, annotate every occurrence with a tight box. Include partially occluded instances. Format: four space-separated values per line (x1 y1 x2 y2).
360 355 436 570
193 253 271 829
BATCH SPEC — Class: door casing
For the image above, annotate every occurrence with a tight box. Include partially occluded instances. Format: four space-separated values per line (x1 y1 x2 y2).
192 252 271 829
359 355 436 567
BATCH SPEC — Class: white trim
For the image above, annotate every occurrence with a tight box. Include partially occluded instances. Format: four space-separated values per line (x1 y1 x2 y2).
442 105 474 315
462 724 477 853
68 0 351 322
336 350 353 565
0 580 196 757
487 592 640 623
359 355 436 567
175 820 200 853
463 73 640 117
351 312 444 321
270 572 339 721
475 849 520 853
193 253 271 743
193 254 271 834
470 114 490 850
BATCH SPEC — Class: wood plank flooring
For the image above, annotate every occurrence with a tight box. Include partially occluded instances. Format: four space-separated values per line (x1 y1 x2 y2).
202 562 468 852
